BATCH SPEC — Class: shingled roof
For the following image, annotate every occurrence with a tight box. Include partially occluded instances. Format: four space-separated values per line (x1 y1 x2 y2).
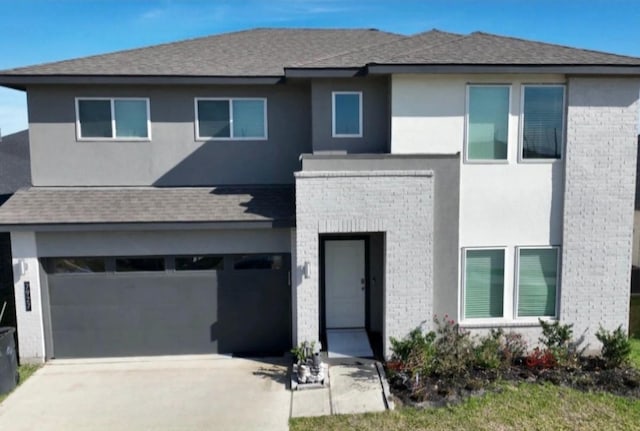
1 28 639 84
0 186 295 227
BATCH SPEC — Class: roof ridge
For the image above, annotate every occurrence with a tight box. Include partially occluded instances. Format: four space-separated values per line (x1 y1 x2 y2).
471 31 640 61
292 28 460 68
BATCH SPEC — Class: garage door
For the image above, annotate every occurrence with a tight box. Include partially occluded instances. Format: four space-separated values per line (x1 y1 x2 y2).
44 254 291 358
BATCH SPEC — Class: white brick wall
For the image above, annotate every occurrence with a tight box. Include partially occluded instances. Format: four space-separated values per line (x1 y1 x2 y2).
295 170 434 356
11 231 46 363
562 77 640 349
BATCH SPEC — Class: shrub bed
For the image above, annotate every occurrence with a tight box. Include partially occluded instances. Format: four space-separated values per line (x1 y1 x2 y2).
386 317 640 407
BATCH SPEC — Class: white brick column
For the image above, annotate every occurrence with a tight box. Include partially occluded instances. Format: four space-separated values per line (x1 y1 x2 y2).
11 231 46 363
562 77 640 348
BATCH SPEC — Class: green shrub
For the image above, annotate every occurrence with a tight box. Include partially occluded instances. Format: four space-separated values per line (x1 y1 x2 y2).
474 330 504 370
596 325 631 369
431 316 474 377
538 319 583 367
389 327 436 376
502 331 528 362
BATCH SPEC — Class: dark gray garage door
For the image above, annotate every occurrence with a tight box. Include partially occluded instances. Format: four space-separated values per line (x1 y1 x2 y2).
44 254 291 358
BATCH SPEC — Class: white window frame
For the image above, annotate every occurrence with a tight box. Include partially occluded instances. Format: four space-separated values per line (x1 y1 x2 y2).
518 84 566 163
75 97 151 141
464 84 511 164
194 97 268 141
460 246 509 324
514 245 561 321
331 91 363 138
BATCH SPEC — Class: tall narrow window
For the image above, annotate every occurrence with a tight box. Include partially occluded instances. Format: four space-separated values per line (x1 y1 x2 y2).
464 249 505 319
466 86 510 161
76 98 150 139
517 248 559 317
332 92 362 137
196 98 267 140
521 86 565 159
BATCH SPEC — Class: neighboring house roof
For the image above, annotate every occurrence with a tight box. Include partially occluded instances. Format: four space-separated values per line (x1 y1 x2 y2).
0 130 31 196
1 28 639 86
0 186 295 227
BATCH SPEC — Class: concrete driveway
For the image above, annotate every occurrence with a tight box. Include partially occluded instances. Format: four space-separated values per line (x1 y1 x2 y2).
0 356 291 431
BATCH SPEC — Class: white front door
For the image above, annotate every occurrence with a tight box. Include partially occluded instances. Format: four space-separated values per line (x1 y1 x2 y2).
325 240 365 328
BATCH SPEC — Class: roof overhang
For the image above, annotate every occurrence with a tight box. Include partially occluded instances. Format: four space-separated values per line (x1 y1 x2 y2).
0 74 284 90
367 64 640 75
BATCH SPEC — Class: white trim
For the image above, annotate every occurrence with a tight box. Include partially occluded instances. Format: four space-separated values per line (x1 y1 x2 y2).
464 84 511 164
194 97 268 141
460 246 508 324
75 97 151 141
331 91 363 138
517 84 566 163
514 245 561 320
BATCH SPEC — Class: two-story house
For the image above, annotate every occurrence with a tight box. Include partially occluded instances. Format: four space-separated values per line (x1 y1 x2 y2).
0 28 639 363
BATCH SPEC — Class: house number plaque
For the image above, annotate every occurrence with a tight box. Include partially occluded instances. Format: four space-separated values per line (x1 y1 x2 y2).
24 281 31 312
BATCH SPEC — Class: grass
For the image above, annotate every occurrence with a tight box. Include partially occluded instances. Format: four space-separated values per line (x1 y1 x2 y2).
0 364 40 404
290 383 640 431
290 297 640 430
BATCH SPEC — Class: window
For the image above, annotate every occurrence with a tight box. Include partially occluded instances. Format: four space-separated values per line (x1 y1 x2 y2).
175 256 224 271
76 98 150 139
521 86 565 160
115 257 165 272
233 254 283 270
466 85 510 161
517 247 559 317
463 249 505 319
48 257 105 274
332 92 362 137
196 98 267 140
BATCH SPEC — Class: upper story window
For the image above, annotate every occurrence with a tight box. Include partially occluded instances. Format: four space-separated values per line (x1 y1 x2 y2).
76 98 150 140
332 91 362 138
195 98 267 140
466 85 510 161
521 85 565 160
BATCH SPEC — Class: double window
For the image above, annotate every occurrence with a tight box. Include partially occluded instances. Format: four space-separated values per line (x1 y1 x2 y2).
332 91 362 137
195 98 267 140
76 98 150 140
465 84 565 162
462 247 560 320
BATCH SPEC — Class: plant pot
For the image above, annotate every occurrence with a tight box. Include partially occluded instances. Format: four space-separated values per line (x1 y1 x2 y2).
297 363 311 384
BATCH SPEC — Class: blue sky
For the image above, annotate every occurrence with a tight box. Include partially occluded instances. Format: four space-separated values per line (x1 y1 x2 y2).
1 0 640 135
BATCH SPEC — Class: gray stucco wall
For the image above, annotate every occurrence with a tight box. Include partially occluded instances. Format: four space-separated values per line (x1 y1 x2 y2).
36 228 292 257
295 167 436 357
561 77 640 348
27 83 311 186
310 77 389 154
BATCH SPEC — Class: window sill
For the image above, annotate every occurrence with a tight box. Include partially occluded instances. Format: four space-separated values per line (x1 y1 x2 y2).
460 319 557 329
195 137 268 142
77 138 151 142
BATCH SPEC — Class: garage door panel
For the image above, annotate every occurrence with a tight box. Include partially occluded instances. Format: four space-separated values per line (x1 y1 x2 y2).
47 255 290 358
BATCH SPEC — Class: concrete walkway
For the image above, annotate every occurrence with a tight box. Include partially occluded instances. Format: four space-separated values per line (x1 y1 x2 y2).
290 359 389 418
0 356 291 431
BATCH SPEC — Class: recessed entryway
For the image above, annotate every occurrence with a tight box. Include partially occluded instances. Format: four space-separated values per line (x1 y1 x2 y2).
320 234 384 358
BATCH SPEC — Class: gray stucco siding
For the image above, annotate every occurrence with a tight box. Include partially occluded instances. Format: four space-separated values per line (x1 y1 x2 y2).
27 83 311 186
310 77 389 154
36 228 292 257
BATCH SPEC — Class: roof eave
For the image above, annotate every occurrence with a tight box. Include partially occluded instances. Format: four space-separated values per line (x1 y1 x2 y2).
367 64 640 75
0 74 285 89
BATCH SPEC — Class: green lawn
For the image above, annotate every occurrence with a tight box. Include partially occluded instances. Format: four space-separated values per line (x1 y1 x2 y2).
290 383 640 431
290 297 640 430
0 364 40 404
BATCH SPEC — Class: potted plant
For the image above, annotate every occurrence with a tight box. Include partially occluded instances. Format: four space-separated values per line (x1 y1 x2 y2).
291 341 316 383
